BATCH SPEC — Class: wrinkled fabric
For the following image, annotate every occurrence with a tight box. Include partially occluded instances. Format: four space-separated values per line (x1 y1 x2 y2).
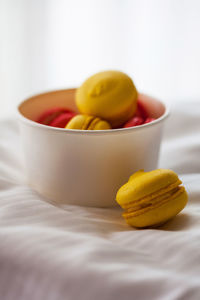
0 102 200 300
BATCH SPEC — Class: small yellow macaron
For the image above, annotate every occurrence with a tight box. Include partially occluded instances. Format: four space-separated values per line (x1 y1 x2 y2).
116 169 188 228
65 114 111 130
76 70 138 128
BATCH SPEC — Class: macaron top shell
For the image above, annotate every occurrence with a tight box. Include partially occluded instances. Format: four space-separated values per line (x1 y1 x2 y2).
116 169 182 208
76 70 138 128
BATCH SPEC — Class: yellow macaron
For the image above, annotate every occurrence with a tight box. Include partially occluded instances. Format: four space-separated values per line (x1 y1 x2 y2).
76 70 138 128
65 114 111 130
116 169 188 228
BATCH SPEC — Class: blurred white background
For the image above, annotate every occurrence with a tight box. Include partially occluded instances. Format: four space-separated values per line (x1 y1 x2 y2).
1 0 200 118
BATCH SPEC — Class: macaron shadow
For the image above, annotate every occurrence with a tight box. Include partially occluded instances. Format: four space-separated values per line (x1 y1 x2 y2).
157 213 192 231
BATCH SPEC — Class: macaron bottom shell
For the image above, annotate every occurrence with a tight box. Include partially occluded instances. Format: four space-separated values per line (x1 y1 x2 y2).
123 187 188 228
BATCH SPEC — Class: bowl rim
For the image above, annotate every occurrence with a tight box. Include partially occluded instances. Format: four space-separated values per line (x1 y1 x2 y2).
17 88 170 135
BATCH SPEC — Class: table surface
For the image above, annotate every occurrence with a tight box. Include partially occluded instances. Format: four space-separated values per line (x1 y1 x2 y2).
0 102 200 300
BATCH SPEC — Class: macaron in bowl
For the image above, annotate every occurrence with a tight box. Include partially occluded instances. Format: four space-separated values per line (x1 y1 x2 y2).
76 70 138 128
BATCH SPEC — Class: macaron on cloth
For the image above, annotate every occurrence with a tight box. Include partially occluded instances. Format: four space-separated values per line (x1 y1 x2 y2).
116 169 188 228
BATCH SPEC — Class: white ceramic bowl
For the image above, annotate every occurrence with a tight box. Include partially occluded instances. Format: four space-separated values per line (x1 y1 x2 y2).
17 89 169 207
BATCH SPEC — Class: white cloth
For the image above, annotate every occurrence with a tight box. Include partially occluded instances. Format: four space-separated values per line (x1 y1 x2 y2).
0 103 200 300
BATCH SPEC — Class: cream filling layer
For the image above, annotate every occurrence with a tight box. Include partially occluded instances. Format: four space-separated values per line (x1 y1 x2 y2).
122 180 182 210
82 116 94 130
88 117 101 130
81 116 101 130
123 185 185 219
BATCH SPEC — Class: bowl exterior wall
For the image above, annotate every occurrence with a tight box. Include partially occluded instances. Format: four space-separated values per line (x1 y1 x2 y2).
19 121 164 207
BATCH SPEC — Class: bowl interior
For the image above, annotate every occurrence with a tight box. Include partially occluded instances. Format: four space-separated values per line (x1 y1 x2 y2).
18 89 166 123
